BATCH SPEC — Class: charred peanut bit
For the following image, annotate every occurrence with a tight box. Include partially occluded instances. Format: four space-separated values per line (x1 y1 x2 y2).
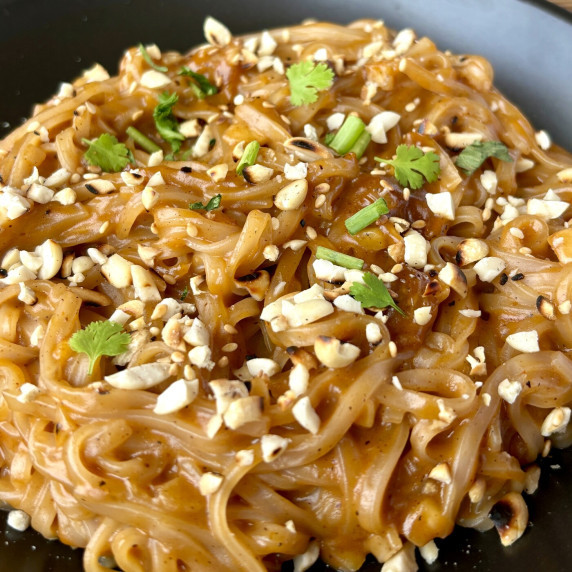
35 239 64 280
235 449 255 467
438 262 468 297
141 187 159 210
206 163 229 182
536 295 556 321
17 283 37 305
557 167 572 183
473 256 506 282
27 183 54 204
480 170 498 194
223 396 264 430
314 336 360 369
260 434 289 463
428 462 452 484
444 132 483 149
204 16 232 47
413 306 432 326
292 396 321 435
246 358 280 378
104 362 171 390
101 254 133 288
140 70 172 89
274 179 308 211
243 164 274 184
293 540 320 572
234 270 271 301
403 230 429 269
16 383 42 404
540 407 571 437
456 238 489 266
153 378 199 415
506 330 539 353
365 111 401 144
419 540 439 565
199 472 224 496
489 492 528 547
497 379 522 404
426 191 455 220
283 162 308 180
283 138 332 162
7 510 31 532
131 266 161 302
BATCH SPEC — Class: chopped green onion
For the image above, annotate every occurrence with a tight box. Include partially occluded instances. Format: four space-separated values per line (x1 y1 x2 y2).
348 130 371 159
236 141 260 175
328 115 366 155
315 246 364 270
138 43 168 73
126 126 161 154
323 132 335 146
345 198 389 235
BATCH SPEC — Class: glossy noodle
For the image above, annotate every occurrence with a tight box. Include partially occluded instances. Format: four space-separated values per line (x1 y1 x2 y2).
0 17 572 572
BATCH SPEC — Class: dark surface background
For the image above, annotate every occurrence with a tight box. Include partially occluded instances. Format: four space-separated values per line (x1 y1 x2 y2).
0 0 571 570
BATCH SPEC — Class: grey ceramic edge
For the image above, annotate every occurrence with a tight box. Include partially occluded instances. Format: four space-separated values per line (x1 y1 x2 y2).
0 1 571 571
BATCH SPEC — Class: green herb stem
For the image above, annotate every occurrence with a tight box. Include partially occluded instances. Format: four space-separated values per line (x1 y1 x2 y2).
345 198 389 235
328 115 366 155
126 126 161 154
236 141 260 175
348 130 371 159
138 43 168 73
315 246 364 270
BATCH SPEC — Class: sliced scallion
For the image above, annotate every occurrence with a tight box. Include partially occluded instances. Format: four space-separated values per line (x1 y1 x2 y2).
138 43 168 73
328 115 366 155
348 130 371 159
126 126 161 154
236 141 260 175
345 198 389 235
315 246 364 270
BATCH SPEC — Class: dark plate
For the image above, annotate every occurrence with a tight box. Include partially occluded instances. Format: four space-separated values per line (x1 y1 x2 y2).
0 0 571 570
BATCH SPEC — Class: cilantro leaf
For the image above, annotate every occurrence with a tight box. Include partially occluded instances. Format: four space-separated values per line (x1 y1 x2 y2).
286 61 334 106
455 141 512 175
153 92 185 154
178 67 218 99
180 286 189 301
69 321 131 375
189 194 221 211
350 272 405 316
375 145 441 190
82 133 134 172
138 43 168 72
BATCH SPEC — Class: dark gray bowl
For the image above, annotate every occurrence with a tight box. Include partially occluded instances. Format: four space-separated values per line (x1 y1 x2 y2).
0 0 571 570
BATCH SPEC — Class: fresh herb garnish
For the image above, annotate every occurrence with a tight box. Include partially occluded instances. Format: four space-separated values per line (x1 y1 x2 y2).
178 67 218 99
455 141 512 175
286 61 334 106
180 286 189 301
345 198 389 235
82 133 134 172
126 126 161 154
189 194 222 211
236 141 260 175
153 92 185 154
375 144 441 190
350 272 405 315
138 43 168 72
315 246 364 270
69 321 131 375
